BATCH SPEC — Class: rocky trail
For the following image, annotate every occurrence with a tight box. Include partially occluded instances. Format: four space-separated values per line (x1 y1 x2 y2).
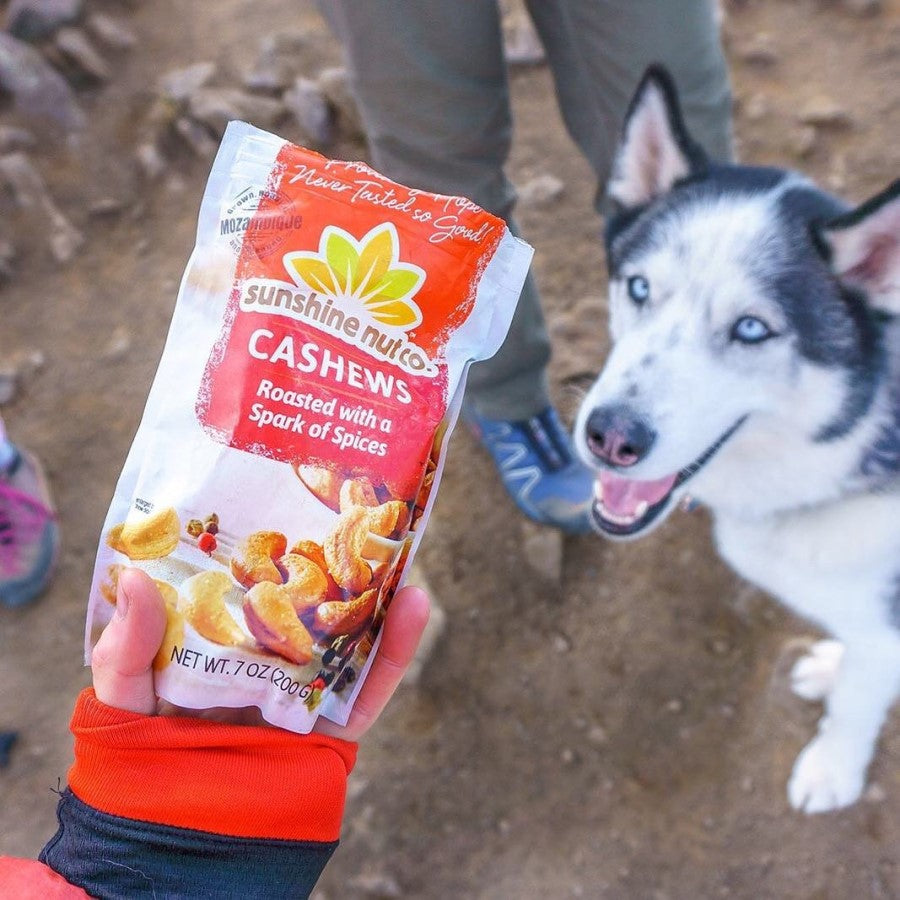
1 1 899 897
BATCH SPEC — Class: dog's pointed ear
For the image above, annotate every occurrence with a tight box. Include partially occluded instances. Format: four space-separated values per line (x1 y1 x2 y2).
813 180 900 315
607 65 708 211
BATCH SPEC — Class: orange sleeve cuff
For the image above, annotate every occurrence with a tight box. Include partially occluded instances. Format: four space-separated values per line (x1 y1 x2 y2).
67 688 357 842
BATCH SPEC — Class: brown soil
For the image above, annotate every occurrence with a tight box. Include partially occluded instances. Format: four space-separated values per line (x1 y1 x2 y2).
1 1 898 897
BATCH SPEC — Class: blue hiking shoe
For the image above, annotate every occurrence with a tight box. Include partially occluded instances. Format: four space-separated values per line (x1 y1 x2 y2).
464 405 593 534
0 443 58 607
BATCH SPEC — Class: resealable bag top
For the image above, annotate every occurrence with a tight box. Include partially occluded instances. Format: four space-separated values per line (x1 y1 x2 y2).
85 121 532 732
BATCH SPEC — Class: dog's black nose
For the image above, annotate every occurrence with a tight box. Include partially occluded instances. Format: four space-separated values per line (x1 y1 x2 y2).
585 405 656 467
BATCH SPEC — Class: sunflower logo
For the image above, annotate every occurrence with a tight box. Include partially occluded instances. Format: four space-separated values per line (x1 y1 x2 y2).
284 223 425 330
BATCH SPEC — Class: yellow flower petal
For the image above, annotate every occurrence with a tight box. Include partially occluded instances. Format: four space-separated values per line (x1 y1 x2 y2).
365 298 421 328
370 268 421 301
325 231 359 294
354 227 394 296
288 257 338 295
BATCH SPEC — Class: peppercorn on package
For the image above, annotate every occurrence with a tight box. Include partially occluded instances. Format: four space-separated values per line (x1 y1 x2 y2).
85 121 532 732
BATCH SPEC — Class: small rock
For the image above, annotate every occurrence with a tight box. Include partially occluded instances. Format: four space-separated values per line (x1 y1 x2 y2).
55 27 111 81
6 0 81 41
0 33 85 131
561 747 577 765
740 775 754 794
864 782 886 803
0 351 42 405
709 637 731 656
0 152 83 263
798 96 852 129
87 196 126 218
317 66 364 139
0 126 36 154
7 348 45 380
188 87 284 135
348 872 402 899
518 173 565 208
345 776 369 803
520 519 564 584
86 12 136 50
743 93 770 122
0 373 16 404
50 225 82 263
284 76 334 145
244 30 307 93
738 32 778 66
102 325 132 360
159 61 216 104
175 117 218 159
0 153 52 209
552 631 573 653
789 125 818 159
588 725 608 746
140 97 179 147
503 15 546 66
135 142 167 181
827 152 848 192
665 698 684 714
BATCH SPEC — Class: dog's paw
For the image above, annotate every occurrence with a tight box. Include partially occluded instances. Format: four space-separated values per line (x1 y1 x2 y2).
788 734 865 813
790 640 844 702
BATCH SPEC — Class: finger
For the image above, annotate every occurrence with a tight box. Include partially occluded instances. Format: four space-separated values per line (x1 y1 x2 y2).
91 568 168 715
315 586 430 742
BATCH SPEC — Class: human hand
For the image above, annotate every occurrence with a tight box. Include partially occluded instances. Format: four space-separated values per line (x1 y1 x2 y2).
91 567 430 742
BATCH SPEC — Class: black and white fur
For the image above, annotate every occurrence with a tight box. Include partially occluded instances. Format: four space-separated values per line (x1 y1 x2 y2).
575 66 900 813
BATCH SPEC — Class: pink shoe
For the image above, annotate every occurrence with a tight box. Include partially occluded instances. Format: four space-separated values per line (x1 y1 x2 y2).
0 446 58 607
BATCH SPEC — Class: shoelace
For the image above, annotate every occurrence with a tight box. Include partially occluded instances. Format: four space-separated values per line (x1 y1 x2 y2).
528 410 574 471
0 480 54 576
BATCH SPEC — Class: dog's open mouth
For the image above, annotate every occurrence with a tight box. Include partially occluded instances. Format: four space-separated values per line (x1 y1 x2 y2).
590 417 746 536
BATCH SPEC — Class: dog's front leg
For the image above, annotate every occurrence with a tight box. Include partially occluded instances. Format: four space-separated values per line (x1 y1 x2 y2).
788 640 900 813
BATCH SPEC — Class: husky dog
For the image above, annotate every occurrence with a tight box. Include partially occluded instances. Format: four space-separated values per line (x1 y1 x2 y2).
574 66 900 814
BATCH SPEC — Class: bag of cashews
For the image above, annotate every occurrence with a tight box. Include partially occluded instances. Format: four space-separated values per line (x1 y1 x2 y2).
85 121 532 733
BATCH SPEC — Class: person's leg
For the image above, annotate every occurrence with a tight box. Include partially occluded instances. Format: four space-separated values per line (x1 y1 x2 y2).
525 0 733 199
319 1 551 420
0 411 58 606
320 2 593 532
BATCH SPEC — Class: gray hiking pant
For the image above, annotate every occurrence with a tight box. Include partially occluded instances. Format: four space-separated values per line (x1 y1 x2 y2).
319 1 733 419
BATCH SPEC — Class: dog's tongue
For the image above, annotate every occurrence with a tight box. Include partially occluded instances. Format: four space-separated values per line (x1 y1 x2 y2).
597 470 678 517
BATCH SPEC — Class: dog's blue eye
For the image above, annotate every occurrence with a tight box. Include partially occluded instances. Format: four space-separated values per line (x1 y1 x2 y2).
627 275 650 304
731 316 773 344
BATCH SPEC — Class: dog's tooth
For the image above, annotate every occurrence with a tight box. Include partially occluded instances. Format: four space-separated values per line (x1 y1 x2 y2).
635 500 649 518
593 479 604 501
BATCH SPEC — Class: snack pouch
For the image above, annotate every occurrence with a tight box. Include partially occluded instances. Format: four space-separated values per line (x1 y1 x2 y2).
85 121 532 732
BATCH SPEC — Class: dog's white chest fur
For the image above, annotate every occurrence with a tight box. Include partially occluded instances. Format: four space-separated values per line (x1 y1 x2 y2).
713 489 900 640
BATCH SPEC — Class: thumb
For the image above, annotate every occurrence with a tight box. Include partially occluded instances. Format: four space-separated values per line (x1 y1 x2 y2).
91 568 168 715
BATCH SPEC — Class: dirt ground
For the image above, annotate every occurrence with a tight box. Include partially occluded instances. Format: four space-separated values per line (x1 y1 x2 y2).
1 1 899 897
